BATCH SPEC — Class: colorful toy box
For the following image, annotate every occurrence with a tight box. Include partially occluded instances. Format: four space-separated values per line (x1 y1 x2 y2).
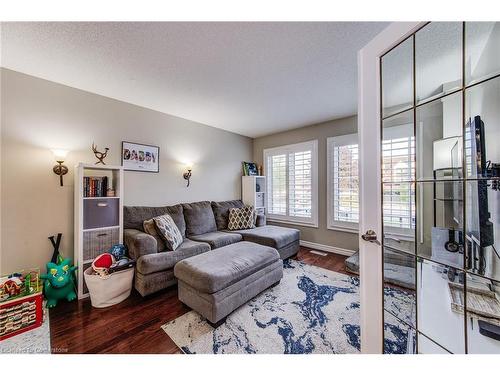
0 269 44 341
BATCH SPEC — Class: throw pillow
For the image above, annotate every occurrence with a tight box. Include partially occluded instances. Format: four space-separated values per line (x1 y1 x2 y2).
227 205 256 230
153 214 183 251
143 219 167 252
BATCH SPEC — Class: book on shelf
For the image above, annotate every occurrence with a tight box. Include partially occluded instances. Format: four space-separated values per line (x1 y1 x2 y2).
83 176 109 198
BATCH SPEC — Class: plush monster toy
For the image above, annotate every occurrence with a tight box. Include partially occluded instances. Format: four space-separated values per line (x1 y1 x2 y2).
41 258 77 308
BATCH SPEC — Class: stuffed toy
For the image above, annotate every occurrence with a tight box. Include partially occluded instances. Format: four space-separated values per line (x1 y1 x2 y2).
108 244 127 261
41 258 77 308
92 253 115 278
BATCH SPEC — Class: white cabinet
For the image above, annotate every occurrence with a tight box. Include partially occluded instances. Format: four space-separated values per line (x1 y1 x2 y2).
74 163 124 299
242 176 266 215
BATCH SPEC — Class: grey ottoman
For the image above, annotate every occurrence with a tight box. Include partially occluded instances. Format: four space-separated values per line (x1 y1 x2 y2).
229 225 300 259
174 241 283 327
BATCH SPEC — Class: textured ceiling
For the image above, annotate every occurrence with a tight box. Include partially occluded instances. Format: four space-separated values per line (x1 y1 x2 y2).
1 22 388 138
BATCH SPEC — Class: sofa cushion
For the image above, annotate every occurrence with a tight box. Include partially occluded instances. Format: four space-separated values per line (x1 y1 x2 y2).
211 200 244 230
136 239 210 275
143 218 167 252
174 241 280 294
153 214 183 251
124 204 186 238
229 225 300 249
188 231 242 249
227 205 255 230
182 201 217 236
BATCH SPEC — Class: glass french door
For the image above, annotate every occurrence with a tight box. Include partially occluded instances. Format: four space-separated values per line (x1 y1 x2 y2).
378 22 500 354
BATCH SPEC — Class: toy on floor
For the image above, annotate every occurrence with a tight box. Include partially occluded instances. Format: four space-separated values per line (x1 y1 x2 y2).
108 244 127 261
92 253 115 278
48 233 64 264
41 258 77 308
0 269 40 303
90 247 135 278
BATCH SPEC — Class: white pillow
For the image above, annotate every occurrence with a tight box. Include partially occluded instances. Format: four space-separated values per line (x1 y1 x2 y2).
153 214 183 251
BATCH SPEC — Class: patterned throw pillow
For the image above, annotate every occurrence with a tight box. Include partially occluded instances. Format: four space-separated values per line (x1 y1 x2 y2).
143 219 167 252
227 205 255 230
152 214 183 251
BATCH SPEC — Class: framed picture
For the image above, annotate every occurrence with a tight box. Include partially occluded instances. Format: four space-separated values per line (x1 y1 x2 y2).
242 161 259 176
121 141 160 173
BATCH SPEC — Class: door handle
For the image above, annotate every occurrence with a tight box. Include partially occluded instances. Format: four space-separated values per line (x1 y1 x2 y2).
361 230 381 245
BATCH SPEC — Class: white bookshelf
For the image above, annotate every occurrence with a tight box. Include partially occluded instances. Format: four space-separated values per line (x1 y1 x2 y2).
242 176 266 215
74 163 124 299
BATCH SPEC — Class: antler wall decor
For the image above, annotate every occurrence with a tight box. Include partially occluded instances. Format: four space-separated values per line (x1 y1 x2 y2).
92 143 109 165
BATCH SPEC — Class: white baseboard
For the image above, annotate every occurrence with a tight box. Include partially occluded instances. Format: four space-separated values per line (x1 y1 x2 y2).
300 240 356 257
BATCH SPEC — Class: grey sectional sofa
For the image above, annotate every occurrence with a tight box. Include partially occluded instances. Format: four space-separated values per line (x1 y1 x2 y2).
124 199 300 296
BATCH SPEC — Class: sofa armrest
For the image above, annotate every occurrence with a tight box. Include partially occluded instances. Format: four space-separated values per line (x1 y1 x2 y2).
256 213 266 227
124 229 157 259
137 240 210 274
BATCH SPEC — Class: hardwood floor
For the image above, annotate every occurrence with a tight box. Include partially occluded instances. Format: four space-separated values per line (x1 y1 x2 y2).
49 247 349 354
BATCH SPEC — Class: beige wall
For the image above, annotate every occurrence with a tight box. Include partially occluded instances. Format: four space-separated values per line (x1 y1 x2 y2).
0 69 252 274
253 116 359 252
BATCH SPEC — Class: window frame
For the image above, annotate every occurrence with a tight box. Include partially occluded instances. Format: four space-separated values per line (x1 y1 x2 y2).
327 130 415 239
382 123 415 239
327 134 360 233
263 140 319 228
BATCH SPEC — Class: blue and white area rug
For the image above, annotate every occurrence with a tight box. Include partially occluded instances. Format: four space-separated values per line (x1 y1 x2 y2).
162 259 414 354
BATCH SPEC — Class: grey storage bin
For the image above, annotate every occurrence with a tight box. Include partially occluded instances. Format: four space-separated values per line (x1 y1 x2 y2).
83 198 119 229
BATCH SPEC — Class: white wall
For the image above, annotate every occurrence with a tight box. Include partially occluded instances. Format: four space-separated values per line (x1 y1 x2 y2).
0 68 252 274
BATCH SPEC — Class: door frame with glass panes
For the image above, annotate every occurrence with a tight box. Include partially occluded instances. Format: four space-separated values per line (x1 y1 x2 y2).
358 22 422 354
359 21 500 354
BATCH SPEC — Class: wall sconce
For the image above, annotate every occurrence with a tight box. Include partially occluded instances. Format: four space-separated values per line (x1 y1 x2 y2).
52 149 69 187
183 164 193 187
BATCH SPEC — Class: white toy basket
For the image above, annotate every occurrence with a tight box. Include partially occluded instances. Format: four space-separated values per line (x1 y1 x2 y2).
83 266 134 308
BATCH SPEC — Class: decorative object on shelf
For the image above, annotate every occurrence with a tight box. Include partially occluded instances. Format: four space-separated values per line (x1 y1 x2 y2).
106 188 116 197
41 258 77 308
92 142 109 165
52 149 69 187
242 161 258 176
121 141 159 172
258 164 263 176
183 164 193 187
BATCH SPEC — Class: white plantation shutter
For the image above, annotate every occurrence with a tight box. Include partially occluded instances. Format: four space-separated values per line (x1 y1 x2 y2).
267 154 287 215
289 150 313 218
382 135 415 229
328 128 415 233
264 141 318 226
327 134 359 231
333 144 359 223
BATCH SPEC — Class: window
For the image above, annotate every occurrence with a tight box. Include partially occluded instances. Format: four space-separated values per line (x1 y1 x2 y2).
381 133 415 230
327 134 359 232
328 127 415 233
264 140 318 227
